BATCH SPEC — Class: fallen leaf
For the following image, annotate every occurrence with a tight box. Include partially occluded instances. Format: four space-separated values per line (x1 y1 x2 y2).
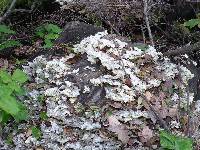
145 91 152 101
108 115 130 144
139 126 153 143
110 102 123 108
168 107 177 118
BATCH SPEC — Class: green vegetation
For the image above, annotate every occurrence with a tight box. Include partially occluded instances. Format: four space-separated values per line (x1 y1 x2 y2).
0 69 29 124
184 13 200 29
160 130 193 150
35 23 62 48
31 126 42 140
0 24 21 51
39 111 48 121
0 0 11 15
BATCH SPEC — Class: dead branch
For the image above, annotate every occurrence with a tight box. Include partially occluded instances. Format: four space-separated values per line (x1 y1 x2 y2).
143 0 154 47
142 95 170 131
0 0 17 23
12 1 36 13
177 61 182 124
186 85 191 137
164 41 200 56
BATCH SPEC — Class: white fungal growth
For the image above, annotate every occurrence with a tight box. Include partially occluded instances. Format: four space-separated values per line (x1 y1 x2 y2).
114 110 149 122
15 31 195 150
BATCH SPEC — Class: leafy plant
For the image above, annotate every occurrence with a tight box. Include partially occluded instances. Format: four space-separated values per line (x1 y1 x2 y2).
184 19 200 29
184 13 200 29
39 111 48 121
0 25 21 51
0 69 29 124
0 0 11 15
31 126 42 140
159 130 193 150
35 23 62 48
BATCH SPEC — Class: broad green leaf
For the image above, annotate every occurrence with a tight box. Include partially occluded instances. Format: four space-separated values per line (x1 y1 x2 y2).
45 33 59 40
0 95 20 116
160 130 175 149
0 70 12 83
184 19 200 29
175 137 193 150
0 88 28 121
31 126 42 140
0 40 21 50
14 103 28 121
0 25 15 34
12 69 28 84
0 69 29 123
45 24 62 33
8 82 25 95
35 26 46 38
0 85 13 96
0 110 11 124
43 39 53 48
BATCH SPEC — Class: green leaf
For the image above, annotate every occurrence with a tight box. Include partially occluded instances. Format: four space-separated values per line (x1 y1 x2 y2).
0 110 11 124
160 130 175 149
175 137 193 150
0 40 21 50
0 87 28 122
0 85 13 96
184 19 200 29
13 103 28 122
31 126 42 140
39 111 48 121
45 33 59 40
43 39 53 48
45 24 62 34
0 94 21 117
35 26 46 38
0 25 15 34
12 69 28 84
0 69 29 123
0 70 12 83
8 82 25 95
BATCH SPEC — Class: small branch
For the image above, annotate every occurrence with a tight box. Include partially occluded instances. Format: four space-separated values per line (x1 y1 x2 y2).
12 1 36 13
186 85 191 137
141 25 146 43
142 95 170 131
164 41 200 56
0 0 17 23
143 0 154 47
13 9 32 13
177 61 182 124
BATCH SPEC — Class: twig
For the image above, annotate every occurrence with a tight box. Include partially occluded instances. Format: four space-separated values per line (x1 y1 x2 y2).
177 61 182 123
142 95 170 131
0 0 17 23
164 41 200 56
12 1 36 13
13 9 32 13
141 25 146 44
186 85 191 137
143 0 154 47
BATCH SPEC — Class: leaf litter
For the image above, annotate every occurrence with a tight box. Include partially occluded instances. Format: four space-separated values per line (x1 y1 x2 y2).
1 30 200 149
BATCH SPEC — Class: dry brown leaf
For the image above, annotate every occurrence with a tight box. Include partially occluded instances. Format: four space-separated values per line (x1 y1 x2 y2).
168 107 178 118
109 102 123 108
145 91 152 101
139 126 153 143
108 115 130 144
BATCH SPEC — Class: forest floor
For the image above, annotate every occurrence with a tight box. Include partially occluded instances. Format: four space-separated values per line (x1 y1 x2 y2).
1 1 200 150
